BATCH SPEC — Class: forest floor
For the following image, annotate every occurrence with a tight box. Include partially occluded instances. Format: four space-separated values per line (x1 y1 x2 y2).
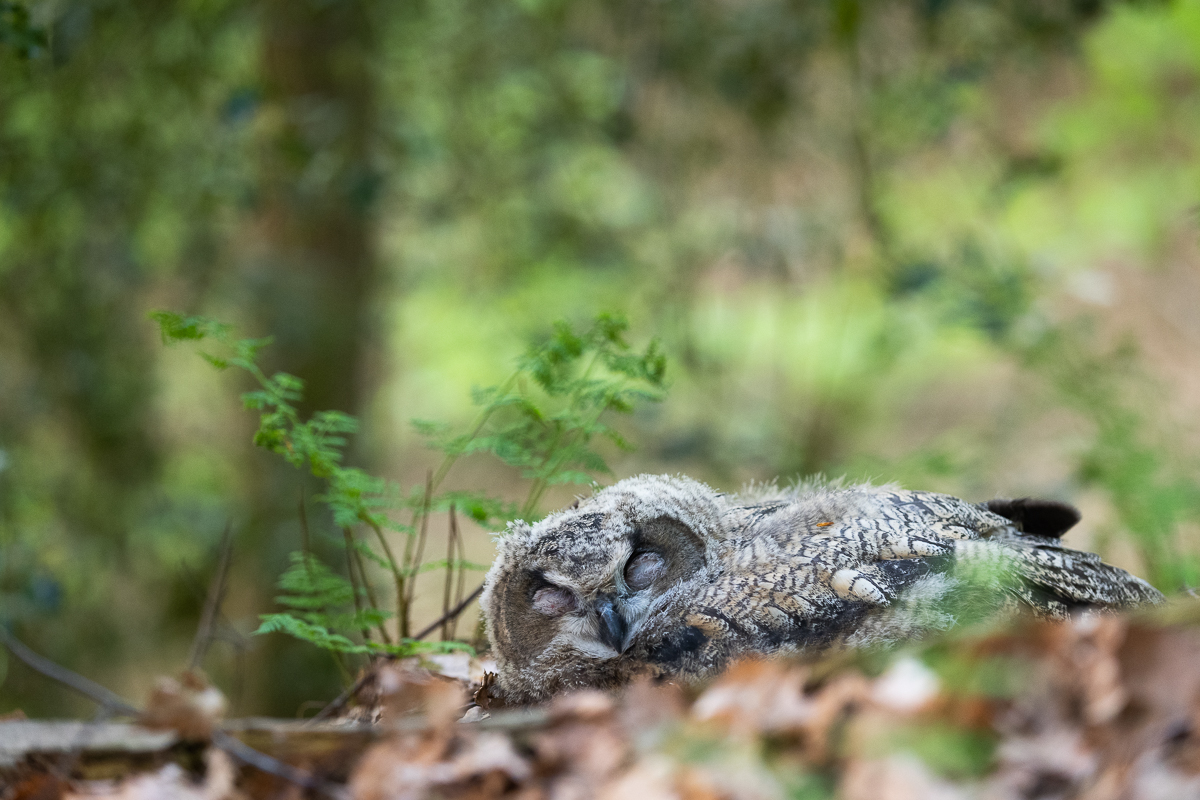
4 603 1200 800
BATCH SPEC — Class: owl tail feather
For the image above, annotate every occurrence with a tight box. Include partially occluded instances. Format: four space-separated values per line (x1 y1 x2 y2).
955 534 1165 617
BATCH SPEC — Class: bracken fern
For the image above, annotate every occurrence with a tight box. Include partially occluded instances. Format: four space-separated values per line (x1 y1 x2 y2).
151 310 666 661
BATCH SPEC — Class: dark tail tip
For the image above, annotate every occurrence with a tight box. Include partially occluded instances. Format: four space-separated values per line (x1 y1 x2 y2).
984 497 1082 538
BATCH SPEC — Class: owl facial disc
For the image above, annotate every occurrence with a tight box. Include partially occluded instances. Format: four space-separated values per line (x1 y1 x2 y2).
481 474 722 702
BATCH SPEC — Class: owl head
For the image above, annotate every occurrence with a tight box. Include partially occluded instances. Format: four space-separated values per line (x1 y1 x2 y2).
481 474 726 703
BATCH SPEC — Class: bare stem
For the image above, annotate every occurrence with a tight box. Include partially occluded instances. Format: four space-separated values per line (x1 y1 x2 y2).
187 522 234 672
451 516 467 642
297 492 350 677
366 517 406 642
342 528 372 645
351 542 392 645
403 471 433 636
442 505 458 641
298 488 311 556
413 583 485 641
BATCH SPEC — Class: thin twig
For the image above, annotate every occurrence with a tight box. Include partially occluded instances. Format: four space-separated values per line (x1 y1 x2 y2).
366 518 406 641
451 516 467 642
211 730 332 793
301 492 350 678
307 668 376 724
351 541 392 645
0 627 139 716
402 470 433 637
441 504 457 641
299 488 311 556
177 565 250 705
413 582 484 641
257 707 552 735
0 629 336 795
188 522 234 672
342 527 373 645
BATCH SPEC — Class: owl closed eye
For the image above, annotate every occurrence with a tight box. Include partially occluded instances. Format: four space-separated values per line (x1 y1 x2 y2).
624 550 665 589
531 585 576 616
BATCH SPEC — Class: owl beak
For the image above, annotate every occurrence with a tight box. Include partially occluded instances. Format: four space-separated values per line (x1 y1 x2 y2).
594 594 628 653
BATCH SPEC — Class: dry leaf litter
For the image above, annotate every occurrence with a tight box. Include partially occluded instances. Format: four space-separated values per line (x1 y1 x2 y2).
6 606 1200 800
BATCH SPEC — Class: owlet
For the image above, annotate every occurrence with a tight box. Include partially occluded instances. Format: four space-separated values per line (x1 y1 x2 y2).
481 475 1162 703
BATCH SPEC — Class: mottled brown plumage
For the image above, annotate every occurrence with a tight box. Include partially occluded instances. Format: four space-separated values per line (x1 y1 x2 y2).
481 475 1163 704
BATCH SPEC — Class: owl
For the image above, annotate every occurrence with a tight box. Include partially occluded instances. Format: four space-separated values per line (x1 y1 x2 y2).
481 475 1164 704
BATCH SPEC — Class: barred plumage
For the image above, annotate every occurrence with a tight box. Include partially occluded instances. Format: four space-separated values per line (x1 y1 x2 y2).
482 475 1163 704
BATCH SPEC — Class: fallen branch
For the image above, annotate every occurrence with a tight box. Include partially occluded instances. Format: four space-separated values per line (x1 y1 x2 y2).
0 629 339 796
0 628 138 717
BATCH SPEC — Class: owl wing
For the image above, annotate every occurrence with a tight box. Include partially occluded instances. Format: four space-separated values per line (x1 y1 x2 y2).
770 488 1160 610
636 489 1162 679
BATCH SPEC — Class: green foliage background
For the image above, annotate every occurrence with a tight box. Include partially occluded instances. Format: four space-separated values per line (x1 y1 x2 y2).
2 0 1200 717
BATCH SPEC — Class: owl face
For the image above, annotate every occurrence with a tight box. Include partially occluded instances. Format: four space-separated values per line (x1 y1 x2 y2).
482 475 726 702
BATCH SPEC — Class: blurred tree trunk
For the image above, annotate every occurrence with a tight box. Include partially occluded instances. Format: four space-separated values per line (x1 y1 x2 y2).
255 0 377 417
248 0 381 712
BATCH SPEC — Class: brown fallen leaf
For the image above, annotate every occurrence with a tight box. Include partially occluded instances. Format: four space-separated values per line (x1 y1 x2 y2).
64 749 237 800
841 755 969 800
374 660 468 729
532 715 627 779
989 728 1097 800
596 755 677 800
139 672 227 741
691 658 871 763
618 677 686 744
349 730 529 800
1067 613 1128 726
8 773 69 800
691 659 814 737
549 690 616 723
